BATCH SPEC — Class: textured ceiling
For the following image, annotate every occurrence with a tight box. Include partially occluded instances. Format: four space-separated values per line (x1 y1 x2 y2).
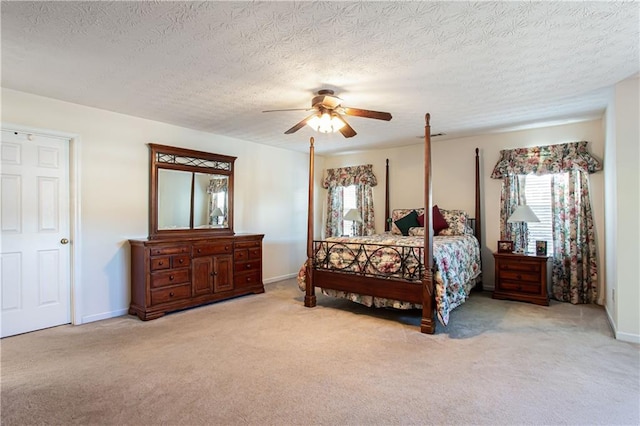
1 1 638 154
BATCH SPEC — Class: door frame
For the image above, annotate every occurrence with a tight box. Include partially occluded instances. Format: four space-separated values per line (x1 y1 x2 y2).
1 122 82 325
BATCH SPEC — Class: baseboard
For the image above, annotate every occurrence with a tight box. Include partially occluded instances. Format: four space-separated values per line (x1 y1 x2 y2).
78 275 295 323
81 308 129 324
616 331 640 344
264 273 297 285
605 306 640 344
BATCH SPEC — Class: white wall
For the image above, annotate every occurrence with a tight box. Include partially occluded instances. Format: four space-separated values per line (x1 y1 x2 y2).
324 119 605 297
1 88 310 324
605 75 640 342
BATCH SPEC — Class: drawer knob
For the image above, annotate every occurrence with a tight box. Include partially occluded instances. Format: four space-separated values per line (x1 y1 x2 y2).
159 261 164 265
169 275 174 281
246 264 251 269
169 292 175 297
197 248 202 253
178 259 184 264
225 246 230 250
246 277 253 282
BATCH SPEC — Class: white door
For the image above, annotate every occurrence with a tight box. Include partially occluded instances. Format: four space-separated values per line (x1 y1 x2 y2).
1 130 71 337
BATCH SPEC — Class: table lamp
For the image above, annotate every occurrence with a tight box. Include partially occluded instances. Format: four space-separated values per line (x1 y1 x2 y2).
211 207 223 225
344 208 364 236
507 204 539 253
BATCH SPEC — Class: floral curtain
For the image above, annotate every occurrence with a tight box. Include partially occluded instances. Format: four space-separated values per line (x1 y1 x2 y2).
491 141 602 304
207 177 227 225
322 164 377 237
550 172 599 304
499 175 528 253
325 187 344 237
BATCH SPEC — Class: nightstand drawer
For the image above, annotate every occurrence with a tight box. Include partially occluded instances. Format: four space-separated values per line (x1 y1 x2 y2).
499 280 541 294
498 270 540 283
498 262 540 273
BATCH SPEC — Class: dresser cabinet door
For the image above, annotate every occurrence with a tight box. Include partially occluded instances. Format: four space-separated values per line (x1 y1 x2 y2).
192 257 214 296
192 254 234 295
213 255 233 293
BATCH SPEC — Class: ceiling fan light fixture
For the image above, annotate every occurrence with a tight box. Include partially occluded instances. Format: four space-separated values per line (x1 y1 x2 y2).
307 112 345 133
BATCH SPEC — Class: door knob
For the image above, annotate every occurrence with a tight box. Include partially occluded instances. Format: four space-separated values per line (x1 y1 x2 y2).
61 238 69 244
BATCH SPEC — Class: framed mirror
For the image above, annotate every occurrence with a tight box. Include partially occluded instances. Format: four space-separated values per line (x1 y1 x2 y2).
149 144 236 239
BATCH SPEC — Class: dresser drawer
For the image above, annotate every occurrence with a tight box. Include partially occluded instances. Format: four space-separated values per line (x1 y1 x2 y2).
151 284 191 305
234 260 260 273
150 256 171 271
192 242 233 257
235 240 261 250
150 254 191 271
498 280 541 295
235 247 261 260
234 249 248 262
498 269 540 283
151 269 190 288
234 270 260 287
149 245 190 256
172 254 190 268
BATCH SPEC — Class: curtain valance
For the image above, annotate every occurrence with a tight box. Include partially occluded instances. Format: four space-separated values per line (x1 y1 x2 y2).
207 178 227 193
490 141 602 178
322 164 377 188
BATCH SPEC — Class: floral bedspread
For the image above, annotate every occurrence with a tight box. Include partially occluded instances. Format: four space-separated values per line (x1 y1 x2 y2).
297 233 481 326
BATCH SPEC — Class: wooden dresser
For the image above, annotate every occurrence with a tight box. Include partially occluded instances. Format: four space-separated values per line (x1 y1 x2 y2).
492 252 550 306
129 234 264 320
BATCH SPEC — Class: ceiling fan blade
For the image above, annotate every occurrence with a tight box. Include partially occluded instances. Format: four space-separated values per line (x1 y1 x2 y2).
284 113 317 134
338 117 357 138
341 107 392 121
263 108 314 113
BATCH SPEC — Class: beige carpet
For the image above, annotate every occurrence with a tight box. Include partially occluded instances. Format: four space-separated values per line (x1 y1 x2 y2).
2 279 639 425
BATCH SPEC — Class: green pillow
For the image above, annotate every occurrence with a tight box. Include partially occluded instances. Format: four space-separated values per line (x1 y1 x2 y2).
394 210 420 236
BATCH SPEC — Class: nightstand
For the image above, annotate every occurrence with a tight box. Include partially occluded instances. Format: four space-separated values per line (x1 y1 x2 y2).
492 252 550 306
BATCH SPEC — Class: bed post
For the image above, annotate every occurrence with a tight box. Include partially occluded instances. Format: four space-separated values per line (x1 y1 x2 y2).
474 147 483 291
304 137 317 307
421 113 436 334
384 158 390 232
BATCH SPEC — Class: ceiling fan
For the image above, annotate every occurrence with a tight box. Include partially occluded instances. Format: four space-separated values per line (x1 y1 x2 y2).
262 89 392 138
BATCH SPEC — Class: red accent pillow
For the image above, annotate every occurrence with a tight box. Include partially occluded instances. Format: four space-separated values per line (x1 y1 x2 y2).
433 205 449 235
417 212 425 227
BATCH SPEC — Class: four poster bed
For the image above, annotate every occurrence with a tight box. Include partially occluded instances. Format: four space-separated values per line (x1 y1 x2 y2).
299 114 483 334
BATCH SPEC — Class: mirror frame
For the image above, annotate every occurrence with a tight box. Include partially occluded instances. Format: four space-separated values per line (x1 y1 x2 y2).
148 143 236 240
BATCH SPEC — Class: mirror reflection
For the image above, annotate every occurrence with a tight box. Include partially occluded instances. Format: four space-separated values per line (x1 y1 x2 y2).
206 174 228 227
158 171 229 230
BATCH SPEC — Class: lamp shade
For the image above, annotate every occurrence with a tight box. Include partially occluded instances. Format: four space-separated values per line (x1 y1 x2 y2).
507 204 540 223
343 208 363 223
211 207 223 217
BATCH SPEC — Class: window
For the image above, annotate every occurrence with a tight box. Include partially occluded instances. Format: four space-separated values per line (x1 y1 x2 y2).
522 174 563 256
342 185 357 236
